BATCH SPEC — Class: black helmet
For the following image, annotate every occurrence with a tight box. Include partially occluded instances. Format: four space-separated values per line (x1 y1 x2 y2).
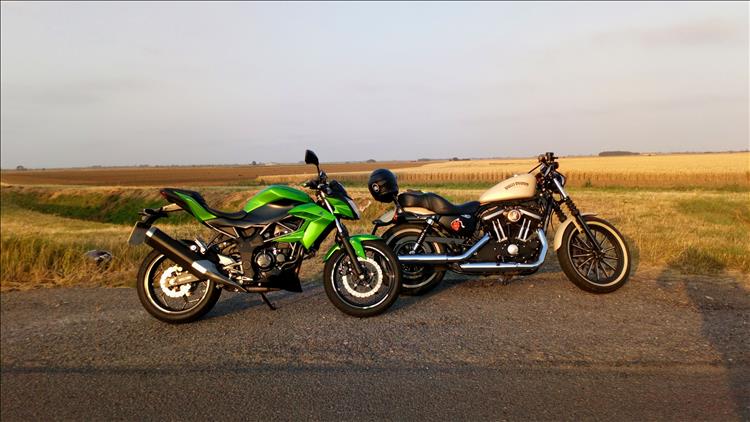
368 168 399 202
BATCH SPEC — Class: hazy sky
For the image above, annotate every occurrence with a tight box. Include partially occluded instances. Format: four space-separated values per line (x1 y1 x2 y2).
1 1 748 168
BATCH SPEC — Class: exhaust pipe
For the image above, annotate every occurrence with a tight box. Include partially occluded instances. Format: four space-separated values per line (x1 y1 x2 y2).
398 234 491 264
458 229 548 272
144 227 247 291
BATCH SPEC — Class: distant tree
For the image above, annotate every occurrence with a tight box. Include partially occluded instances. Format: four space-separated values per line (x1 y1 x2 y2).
450 157 459 161
15 165 26 171
366 159 376 163
251 160 257 166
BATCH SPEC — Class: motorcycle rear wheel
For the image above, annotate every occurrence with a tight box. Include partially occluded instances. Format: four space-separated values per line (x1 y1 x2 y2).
136 249 222 323
383 224 445 296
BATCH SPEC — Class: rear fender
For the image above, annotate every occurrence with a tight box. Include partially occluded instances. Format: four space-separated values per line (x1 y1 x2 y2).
553 213 597 251
137 203 183 226
173 192 217 222
323 234 381 262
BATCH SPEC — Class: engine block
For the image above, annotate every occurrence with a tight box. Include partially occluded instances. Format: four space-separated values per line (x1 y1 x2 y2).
477 201 544 263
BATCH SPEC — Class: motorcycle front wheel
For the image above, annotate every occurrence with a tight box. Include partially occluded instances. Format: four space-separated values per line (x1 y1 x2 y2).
323 240 401 317
136 249 222 323
557 216 631 293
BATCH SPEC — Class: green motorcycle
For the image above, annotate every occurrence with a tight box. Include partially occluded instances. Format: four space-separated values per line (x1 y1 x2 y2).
129 150 401 323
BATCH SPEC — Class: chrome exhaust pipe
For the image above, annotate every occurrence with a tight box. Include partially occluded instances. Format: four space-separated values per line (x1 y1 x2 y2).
397 233 491 264
144 227 247 291
458 229 548 272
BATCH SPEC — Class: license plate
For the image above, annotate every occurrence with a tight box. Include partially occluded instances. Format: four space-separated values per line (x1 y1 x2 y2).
128 223 148 245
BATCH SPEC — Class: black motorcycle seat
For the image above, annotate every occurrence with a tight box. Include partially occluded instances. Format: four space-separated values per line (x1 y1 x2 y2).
398 191 479 215
161 188 247 220
209 204 296 229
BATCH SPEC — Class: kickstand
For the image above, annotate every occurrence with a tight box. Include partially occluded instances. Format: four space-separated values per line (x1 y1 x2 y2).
259 293 277 310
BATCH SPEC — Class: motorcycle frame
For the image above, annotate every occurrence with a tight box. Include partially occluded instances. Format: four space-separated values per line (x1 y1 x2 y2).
131 177 374 298
371 154 603 273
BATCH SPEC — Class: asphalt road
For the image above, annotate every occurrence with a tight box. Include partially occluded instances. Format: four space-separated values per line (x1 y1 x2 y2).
2 268 749 421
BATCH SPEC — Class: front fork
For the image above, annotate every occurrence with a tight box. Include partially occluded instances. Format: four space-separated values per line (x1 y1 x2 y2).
551 180 602 252
321 194 365 277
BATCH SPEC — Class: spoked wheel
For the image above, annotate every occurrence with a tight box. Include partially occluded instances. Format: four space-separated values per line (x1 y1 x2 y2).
558 216 631 293
323 240 401 317
136 249 221 323
384 224 445 295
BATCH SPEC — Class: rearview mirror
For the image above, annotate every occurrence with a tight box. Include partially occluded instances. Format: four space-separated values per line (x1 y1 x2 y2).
304 150 319 166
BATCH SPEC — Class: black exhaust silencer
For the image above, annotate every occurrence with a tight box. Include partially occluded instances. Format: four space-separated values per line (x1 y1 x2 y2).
143 227 246 291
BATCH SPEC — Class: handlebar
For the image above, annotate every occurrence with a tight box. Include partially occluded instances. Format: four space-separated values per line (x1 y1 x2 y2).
301 179 318 188
538 152 557 164
301 178 333 195
301 170 328 188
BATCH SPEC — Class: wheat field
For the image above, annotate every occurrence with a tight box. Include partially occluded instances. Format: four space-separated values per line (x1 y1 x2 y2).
260 152 750 189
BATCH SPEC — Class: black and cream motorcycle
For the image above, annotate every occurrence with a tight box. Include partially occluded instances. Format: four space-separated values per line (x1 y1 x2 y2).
368 152 631 295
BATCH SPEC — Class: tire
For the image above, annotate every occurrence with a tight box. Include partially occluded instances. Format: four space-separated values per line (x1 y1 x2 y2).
557 216 631 294
323 240 401 317
383 223 445 296
136 248 222 323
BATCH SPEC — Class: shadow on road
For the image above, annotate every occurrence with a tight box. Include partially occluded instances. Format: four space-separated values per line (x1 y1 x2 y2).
204 281 325 320
204 294 265 319
387 242 584 313
656 248 750 419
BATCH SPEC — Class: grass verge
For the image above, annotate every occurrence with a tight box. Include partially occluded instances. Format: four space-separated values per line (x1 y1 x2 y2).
1 184 748 291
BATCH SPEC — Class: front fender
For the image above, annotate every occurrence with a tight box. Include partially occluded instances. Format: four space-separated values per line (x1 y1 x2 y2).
323 234 382 261
553 213 597 251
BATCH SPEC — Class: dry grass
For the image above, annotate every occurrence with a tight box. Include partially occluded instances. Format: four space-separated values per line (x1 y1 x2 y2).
2 153 748 290
0 201 205 290
1 182 749 291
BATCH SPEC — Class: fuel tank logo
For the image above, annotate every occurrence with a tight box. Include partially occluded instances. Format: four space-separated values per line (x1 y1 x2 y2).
504 181 529 190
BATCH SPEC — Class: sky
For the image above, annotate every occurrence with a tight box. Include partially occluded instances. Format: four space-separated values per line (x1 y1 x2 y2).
1 1 748 168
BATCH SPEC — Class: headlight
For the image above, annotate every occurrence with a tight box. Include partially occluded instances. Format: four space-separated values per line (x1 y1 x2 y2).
345 197 361 220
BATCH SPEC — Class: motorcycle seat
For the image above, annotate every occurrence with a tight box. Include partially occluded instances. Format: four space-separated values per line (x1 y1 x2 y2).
209 204 296 229
398 191 479 216
161 188 247 220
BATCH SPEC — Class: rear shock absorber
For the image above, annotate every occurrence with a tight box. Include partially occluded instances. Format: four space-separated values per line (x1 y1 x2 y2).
411 217 435 253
